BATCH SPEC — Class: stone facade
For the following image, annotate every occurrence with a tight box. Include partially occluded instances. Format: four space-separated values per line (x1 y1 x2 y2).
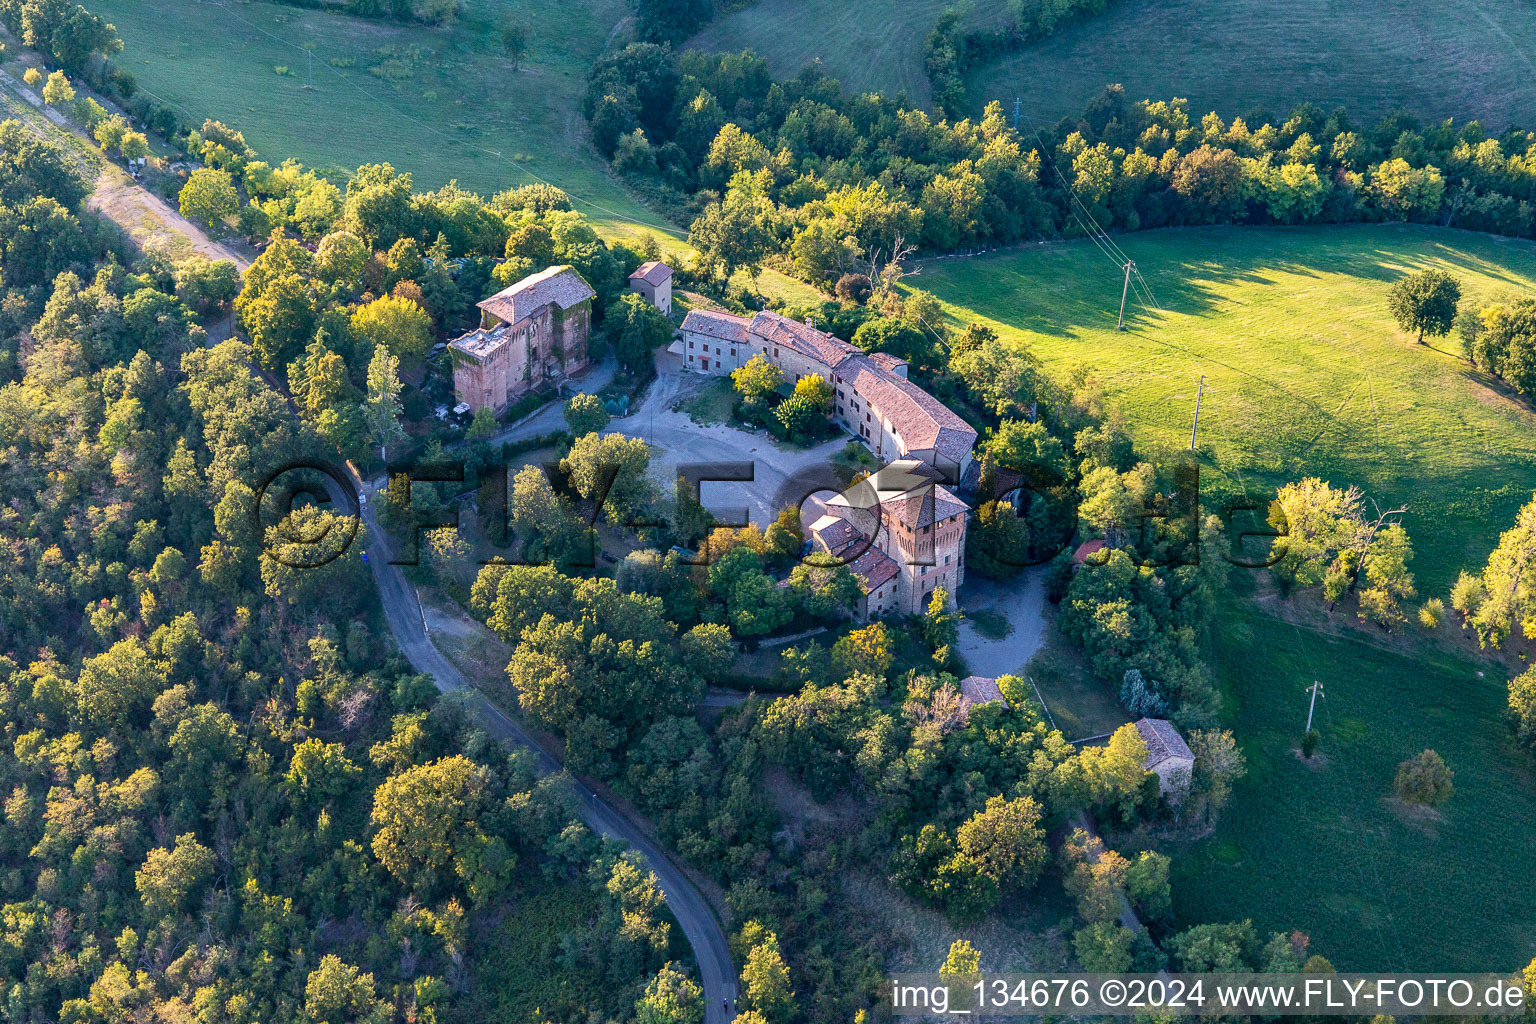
628 260 672 315
1135 717 1195 803
681 309 976 481
449 266 595 415
812 460 969 619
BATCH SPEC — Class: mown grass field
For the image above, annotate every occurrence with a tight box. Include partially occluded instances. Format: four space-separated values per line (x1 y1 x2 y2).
917 223 1536 592
967 0 1536 128
94 0 669 239
920 224 1536 968
686 0 1002 108
1176 607 1536 970
92 0 826 299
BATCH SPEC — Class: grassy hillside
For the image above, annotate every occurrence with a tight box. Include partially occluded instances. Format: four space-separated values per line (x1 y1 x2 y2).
94 0 670 240
1180 606 1536 970
966 0 1536 128
920 223 1536 969
916 223 1536 592
91 0 829 302
685 0 983 108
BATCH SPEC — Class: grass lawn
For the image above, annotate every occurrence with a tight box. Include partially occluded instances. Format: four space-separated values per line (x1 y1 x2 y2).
91 0 829 306
1024 632 1131 741
1172 607 1536 970
916 223 1536 593
966 0 1536 128
676 375 737 426
93 0 676 238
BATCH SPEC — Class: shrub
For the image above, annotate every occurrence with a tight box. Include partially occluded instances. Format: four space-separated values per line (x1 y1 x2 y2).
1300 729 1320 758
834 273 873 304
1417 597 1446 629
1394 749 1453 806
1509 666 1536 750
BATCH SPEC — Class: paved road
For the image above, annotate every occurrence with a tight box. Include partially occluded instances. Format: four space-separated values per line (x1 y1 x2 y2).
332 474 739 1022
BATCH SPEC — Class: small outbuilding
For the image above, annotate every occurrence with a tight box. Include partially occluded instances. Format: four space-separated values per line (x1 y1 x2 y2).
628 260 673 315
959 675 1009 711
1134 717 1195 802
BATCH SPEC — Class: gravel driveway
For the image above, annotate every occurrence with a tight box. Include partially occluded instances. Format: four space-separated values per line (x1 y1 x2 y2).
614 350 849 525
955 567 1049 677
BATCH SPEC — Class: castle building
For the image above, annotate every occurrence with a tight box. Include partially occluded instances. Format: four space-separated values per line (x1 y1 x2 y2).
448 265 595 415
809 459 969 619
680 309 977 480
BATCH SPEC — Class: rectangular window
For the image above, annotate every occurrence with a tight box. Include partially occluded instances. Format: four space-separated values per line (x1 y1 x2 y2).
774 347 780 357
688 341 694 349
731 349 736 356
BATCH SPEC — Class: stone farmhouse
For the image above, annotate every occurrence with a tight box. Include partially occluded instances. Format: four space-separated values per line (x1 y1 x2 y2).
628 260 672 315
1135 717 1195 802
680 309 978 481
449 266 595 415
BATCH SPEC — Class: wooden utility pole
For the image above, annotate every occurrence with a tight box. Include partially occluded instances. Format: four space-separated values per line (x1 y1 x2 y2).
306 50 313 90
1116 260 1134 330
1305 680 1324 732
1189 374 1207 449
1013 97 1021 132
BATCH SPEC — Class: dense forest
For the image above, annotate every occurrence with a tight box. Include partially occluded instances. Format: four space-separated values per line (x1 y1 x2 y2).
582 45 1536 288
0 118 697 1023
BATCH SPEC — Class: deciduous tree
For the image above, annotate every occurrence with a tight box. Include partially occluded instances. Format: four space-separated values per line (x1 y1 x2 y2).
1388 269 1461 344
179 168 239 228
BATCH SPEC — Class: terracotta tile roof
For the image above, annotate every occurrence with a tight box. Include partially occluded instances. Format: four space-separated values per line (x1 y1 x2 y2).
839 355 977 464
823 460 967 531
869 351 909 376
1134 718 1194 768
630 260 673 286
849 545 900 593
809 514 861 553
960 675 1008 708
748 311 860 369
881 481 968 530
681 308 751 344
478 265 595 326
1073 538 1107 564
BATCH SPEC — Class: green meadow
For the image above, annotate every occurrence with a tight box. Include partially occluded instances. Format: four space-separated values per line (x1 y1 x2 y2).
94 0 671 241
1179 607 1536 970
920 224 1536 968
686 0 991 108
965 0 1536 128
92 0 828 300
918 223 1536 592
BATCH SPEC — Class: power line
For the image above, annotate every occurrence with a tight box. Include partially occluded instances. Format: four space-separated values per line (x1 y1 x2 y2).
1013 107 1166 324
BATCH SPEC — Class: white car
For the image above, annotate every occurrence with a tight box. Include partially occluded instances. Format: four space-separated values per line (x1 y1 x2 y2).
358 492 368 507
